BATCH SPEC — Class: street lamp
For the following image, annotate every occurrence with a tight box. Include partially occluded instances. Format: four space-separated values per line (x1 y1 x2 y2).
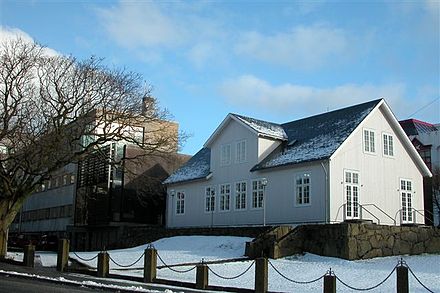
261 178 268 226
169 190 175 227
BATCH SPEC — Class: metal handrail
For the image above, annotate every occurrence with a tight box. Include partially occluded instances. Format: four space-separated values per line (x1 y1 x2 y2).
359 204 380 224
361 204 396 225
334 203 346 223
394 208 426 225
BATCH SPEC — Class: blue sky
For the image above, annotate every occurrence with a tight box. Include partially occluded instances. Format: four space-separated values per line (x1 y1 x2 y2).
1 0 439 155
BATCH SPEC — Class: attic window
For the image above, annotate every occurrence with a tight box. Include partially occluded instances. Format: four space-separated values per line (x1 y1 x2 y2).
236 140 247 163
363 129 376 154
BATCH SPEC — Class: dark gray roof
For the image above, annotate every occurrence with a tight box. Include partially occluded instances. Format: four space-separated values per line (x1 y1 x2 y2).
164 99 382 183
232 114 287 140
252 99 381 170
163 148 211 185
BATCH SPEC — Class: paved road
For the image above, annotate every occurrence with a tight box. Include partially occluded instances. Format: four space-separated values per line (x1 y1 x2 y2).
0 274 106 293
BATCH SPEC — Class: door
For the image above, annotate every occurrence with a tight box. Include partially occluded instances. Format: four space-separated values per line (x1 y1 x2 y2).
400 179 413 224
344 171 360 220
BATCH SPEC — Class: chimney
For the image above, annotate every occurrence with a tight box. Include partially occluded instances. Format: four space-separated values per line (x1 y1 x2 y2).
142 96 156 116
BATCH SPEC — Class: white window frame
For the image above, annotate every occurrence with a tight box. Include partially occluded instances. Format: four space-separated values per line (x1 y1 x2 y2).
382 132 394 157
220 144 231 166
235 181 247 211
363 128 376 154
175 190 185 215
205 186 216 213
236 140 247 163
251 179 264 209
400 178 414 224
344 170 360 219
295 172 311 206
219 183 231 212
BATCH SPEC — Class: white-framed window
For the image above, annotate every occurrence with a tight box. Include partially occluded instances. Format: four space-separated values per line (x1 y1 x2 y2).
344 170 360 219
219 183 231 211
236 140 247 163
220 144 231 166
235 181 247 210
252 179 264 209
400 179 413 223
176 191 185 215
295 173 311 205
383 133 394 157
70 174 76 184
205 186 216 212
363 129 376 153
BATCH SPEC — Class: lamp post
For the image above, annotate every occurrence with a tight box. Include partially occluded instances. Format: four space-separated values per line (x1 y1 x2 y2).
261 178 268 226
169 190 175 227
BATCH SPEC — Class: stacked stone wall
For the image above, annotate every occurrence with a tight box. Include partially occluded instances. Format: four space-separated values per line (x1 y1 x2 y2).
246 223 440 260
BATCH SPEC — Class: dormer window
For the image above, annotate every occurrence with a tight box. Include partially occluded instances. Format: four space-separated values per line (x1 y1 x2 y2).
220 144 231 166
236 140 246 163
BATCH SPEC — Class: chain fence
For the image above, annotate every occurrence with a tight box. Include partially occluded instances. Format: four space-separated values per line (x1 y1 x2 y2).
268 259 325 284
70 249 435 292
207 260 255 280
402 259 434 293
156 250 197 273
71 251 99 262
108 252 145 268
335 265 397 291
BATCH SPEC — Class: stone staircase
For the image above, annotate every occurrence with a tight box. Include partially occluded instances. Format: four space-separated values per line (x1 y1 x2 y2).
245 225 303 259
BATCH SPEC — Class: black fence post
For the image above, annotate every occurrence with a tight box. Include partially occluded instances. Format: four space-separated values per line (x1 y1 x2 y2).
397 265 409 293
324 274 336 293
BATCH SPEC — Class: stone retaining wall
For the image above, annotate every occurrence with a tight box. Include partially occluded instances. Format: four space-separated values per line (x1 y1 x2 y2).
247 223 440 260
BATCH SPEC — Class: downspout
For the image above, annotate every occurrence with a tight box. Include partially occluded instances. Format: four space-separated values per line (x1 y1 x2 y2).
321 161 329 223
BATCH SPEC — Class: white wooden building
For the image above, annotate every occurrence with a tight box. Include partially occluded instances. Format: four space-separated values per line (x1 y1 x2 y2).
164 99 432 228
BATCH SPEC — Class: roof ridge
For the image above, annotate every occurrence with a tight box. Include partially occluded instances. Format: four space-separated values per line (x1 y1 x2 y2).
281 98 382 127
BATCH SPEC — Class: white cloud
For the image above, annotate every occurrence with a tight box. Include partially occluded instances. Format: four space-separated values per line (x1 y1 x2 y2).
220 74 409 117
234 25 350 70
424 0 440 17
0 26 59 57
97 2 186 49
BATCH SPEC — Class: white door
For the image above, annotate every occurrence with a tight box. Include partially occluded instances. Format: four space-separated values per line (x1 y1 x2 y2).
400 179 413 224
345 171 360 220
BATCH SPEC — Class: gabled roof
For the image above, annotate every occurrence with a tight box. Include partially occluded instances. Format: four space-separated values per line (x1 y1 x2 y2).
232 114 287 140
163 148 211 185
164 98 432 185
204 113 287 147
399 119 438 136
251 99 381 170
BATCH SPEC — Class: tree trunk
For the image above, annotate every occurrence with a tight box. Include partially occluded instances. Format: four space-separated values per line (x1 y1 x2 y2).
0 199 23 258
0 226 7 259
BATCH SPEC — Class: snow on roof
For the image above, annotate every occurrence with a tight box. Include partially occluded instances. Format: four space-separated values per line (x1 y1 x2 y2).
252 99 381 170
163 148 211 185
232 114 287 140
165 99 381 183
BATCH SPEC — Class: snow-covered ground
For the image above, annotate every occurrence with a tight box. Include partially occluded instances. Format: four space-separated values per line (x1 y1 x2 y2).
7 236 440 292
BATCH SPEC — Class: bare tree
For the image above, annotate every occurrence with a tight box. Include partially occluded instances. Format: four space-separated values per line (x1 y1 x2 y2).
0 38 179 257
